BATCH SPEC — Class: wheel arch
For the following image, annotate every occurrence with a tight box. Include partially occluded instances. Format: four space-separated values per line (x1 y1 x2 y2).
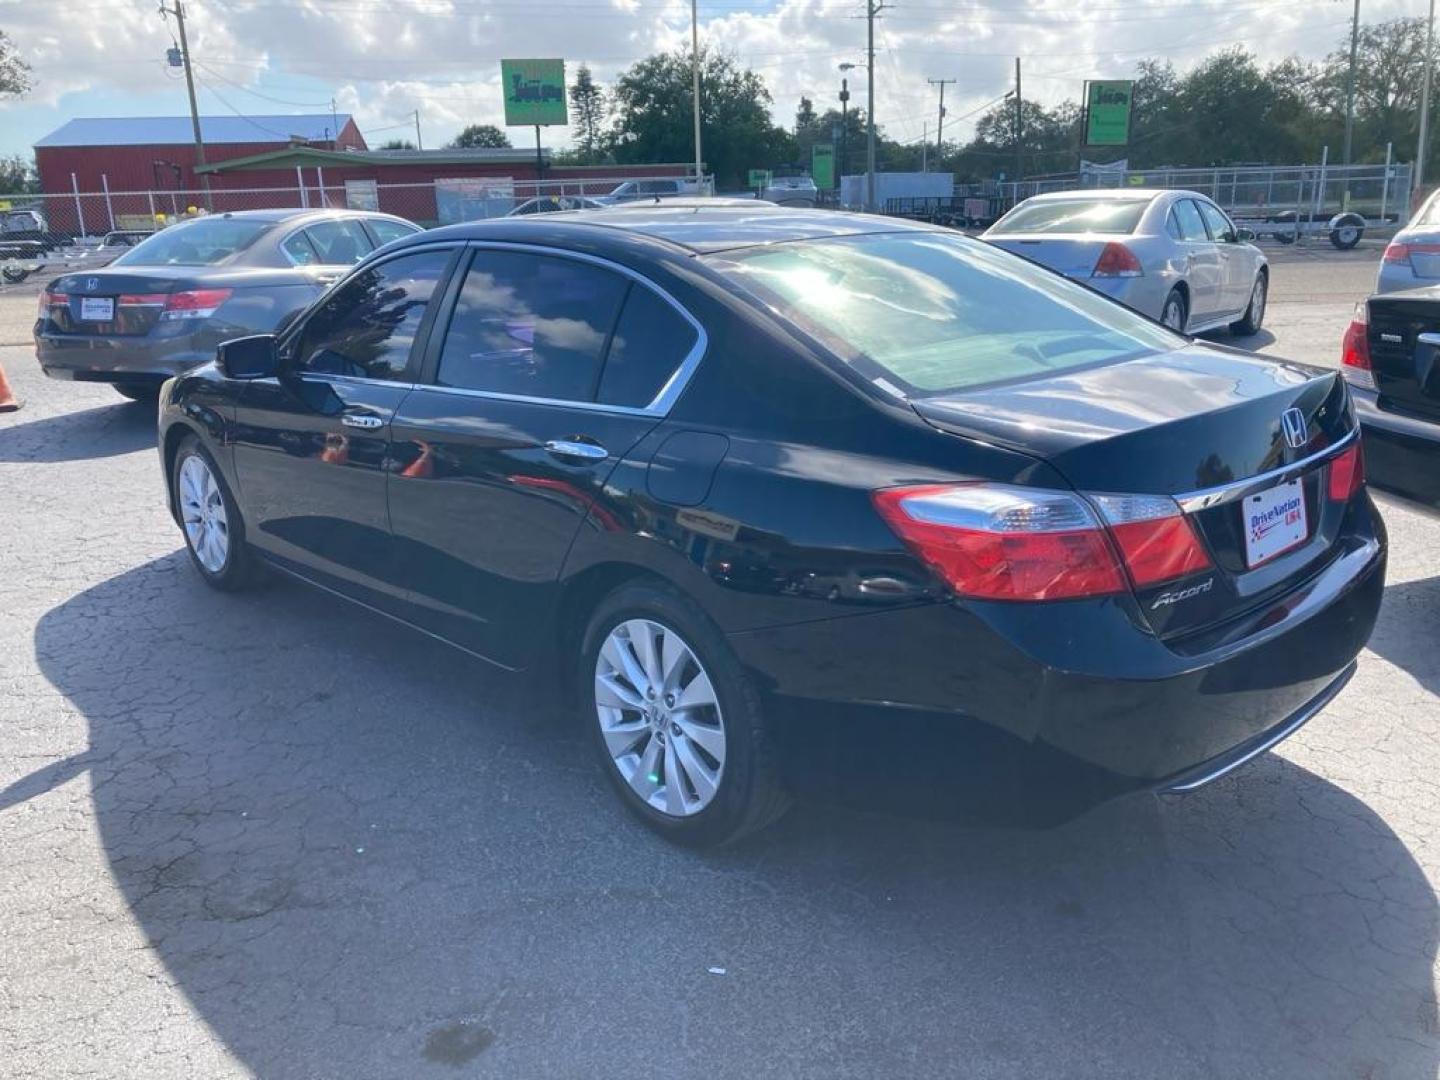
160 420 205 524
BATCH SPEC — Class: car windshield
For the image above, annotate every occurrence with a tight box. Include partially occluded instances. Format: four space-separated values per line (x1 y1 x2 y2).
715 232 1181 396
989 198 1148 235
113 217 273 266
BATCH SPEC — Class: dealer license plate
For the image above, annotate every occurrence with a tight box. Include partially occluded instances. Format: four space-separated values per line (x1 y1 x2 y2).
1242 479 1308 567
79 296 114 321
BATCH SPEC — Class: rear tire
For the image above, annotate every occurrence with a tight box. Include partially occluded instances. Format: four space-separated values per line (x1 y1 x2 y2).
1160 288 1188 333
115 383 160 403
579 582 790 847
171 434 261 592
1230 272 1268 336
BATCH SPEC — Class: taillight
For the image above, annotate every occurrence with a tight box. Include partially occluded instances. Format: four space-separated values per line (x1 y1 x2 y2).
118 293 168 309
1092 242 1143 278
872 483 1211 602
160 288 232 320
39 291 67 316
1382 242 1410 265
1327 441 1365 501
1340 302 1374 390
1088 493 1213 587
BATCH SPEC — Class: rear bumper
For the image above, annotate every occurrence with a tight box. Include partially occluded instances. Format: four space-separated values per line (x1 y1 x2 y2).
730 515 1384 823
34 323 209 384
1352 387 1440 504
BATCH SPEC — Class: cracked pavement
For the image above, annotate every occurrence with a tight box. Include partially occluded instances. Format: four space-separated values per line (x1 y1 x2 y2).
0 251 1436 1079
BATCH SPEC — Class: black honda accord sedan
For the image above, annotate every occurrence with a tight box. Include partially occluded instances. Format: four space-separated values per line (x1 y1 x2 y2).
157 203 1385 845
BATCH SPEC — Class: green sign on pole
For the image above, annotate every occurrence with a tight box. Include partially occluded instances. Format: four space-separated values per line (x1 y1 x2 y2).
501 59 568 126
747 169 772 189
1085 80 1133 146
812 144 835 189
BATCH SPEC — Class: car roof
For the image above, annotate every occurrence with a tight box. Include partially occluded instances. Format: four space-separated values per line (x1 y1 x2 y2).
402 202 941 254
168 208 406 225
1023 188 1172 202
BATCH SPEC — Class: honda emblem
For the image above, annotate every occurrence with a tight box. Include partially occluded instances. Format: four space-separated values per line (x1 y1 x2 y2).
85 277 98 291
1281 408 1308 450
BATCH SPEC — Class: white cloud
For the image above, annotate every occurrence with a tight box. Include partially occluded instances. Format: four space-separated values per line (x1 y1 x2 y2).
0 0 1423 154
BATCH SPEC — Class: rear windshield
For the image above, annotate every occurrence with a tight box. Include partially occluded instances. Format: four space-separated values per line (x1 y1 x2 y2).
988 198 1148 235
714 232 1181 396
114 217 273 266
1416 191 1440 228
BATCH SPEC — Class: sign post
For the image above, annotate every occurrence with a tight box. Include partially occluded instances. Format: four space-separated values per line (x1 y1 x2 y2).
1084 80 1134 147
501 59 568 191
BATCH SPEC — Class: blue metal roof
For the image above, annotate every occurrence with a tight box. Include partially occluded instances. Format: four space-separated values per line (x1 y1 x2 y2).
35 114 353 148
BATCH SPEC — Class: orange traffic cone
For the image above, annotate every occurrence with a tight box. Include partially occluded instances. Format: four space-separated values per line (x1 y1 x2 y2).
0 358 19 413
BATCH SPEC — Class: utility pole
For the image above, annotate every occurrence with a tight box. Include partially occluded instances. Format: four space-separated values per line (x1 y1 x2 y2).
1343 0 1360 167
928 78 955 173
866 0 885 211
159 0 211 208
414 110 423 150
1420 0 1436 191
839 76 850 193
1013 57 1023 199
691 0 704 185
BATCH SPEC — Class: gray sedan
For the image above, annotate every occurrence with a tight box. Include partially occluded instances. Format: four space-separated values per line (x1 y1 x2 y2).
1376 186 1440 294
984 189 1269 335
34 207 420 401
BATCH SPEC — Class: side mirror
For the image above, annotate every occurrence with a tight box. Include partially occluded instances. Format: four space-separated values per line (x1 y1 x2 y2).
216 334 280 379
1234 227 1255 242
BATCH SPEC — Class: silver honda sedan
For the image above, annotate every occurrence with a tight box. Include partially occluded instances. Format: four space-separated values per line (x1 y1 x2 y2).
984 189 1269 335
1376 186 1440 294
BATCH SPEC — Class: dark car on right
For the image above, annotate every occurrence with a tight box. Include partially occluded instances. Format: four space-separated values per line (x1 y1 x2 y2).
1342 285 1440 503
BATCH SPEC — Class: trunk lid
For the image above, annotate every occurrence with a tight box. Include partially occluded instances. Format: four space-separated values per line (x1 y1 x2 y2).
983 234 1113 279
1367 286 1440 420
911 343 1357 638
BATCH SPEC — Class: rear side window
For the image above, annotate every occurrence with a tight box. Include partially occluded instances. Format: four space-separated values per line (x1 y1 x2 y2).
436 251 628 401
597 286 698 407
717 232 1180 396
294 250 450 381
989 199 1147 235
282 230 320 265
368 217 419 246
304 219 375 265
1172 200 1209 241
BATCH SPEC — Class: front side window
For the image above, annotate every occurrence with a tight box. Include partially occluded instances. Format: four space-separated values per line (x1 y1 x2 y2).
715 232 1181 397
368 217 419 246
114 217 273 266
294 250 451 381
436 251 628 401
304 219 375 265
1196 201 1234 241
1171 200 1210 242
988 199 1148 235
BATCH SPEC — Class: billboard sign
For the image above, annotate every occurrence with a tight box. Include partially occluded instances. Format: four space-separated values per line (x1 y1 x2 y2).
1085 80 1133 146
747 169 773 189
501 59 567 126
811 144 835 189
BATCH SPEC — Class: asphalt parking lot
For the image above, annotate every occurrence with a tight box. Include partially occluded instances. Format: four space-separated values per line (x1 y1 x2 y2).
0 245 1436 1079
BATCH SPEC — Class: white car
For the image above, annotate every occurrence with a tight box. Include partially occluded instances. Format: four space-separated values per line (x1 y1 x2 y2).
984 189 1270 335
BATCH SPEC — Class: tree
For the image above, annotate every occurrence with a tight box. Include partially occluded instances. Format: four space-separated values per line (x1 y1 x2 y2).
448 124 511 149
0 154 36 194
0 29 30 97
1318 18 1435 169
378 138 416 150
795 97 817 135
607 49 792 186
569 64 606 163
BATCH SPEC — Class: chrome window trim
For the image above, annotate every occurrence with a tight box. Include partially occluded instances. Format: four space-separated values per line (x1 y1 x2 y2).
277 225 321 268
1174 426 1359 513
422 239 708 418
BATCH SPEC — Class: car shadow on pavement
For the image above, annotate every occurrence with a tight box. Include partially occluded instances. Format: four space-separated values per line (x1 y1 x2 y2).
1370 572 1440 696
1204 327 1276 352
0 399 154 462
33 554 1439 1079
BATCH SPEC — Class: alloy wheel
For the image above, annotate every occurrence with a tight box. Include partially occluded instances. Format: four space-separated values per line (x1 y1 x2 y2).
1162 296 1185 331
1250 277 1267 327
594 618 727 818
179 454 230 574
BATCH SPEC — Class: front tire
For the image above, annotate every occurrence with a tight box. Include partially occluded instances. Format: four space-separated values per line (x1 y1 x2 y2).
171 434 260 591
1161 288 1188 333
1230 272 1268 336
580 582 790 847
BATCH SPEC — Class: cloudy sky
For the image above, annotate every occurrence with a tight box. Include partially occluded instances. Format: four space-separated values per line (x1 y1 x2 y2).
0 0 1425 161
